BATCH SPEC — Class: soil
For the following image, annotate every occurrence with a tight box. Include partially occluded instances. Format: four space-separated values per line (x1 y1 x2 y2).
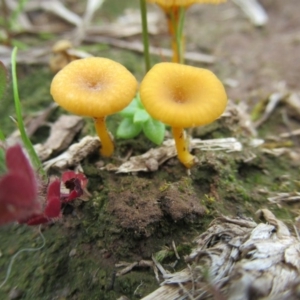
0 0 300 299
186 0 300 104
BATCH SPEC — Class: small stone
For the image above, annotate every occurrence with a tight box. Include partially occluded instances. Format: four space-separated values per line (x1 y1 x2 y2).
69 249 77 257
8 288 23 300
117 296 130 300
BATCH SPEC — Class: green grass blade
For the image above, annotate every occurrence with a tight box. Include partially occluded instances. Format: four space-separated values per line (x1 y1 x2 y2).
11 47 46 177
0 61 7 101
177 7 186 64
139 0 151 72
0 129 5 141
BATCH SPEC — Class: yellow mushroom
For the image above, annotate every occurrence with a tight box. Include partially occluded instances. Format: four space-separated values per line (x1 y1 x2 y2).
50 57 138 157
140 62 227 168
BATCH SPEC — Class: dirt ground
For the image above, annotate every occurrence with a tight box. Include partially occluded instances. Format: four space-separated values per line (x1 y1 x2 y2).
184 0 300 105
1 0 300 299
180 0 300 108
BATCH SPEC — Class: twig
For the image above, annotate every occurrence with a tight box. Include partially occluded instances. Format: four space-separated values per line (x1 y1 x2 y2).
84 36 215 64
172 240 180 260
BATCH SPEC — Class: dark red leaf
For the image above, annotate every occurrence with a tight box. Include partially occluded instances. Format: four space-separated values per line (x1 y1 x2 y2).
25 215 49 226
62 171 88 189
0 144 41 225
44 179 61 218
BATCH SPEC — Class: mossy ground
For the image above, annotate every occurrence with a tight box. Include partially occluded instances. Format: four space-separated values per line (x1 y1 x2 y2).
1 0 300 299
1 73 299 298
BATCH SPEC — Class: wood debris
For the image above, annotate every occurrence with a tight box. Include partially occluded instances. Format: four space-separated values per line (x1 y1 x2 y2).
262 147 298 160
142 210 300 300
34 115 84 161
268 192 300 204
232 0 268 26
101 137 262 173
43 136 100 170
115 260 154 277
254 92 286 128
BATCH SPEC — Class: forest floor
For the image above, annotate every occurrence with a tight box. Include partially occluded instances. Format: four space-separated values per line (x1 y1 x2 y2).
0 0 300 299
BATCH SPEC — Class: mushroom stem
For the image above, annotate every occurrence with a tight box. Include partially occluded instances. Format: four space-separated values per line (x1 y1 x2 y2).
165 7 186 63
94 117 114 157
172 127 195 168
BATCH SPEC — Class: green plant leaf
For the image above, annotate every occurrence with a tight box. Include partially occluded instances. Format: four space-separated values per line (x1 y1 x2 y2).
0 61 7 101
116 117 142 139
135 93 145 109
142 118 165 145
134 108 150 123
11 47 45 178
119 97 139 117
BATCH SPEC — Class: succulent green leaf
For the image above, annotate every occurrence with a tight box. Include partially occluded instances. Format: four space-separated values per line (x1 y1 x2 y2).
135 93 145 109
134 108 150 123
116 117 142 139
119 97 139 118
142 118 165 145
0 61 7 101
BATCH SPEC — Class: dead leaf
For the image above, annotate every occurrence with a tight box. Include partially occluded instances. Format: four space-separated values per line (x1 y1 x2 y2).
142 210 300 300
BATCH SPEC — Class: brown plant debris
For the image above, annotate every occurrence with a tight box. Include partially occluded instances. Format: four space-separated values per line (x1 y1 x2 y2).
268 192 300 204
102 138 248 173
142 209 300 300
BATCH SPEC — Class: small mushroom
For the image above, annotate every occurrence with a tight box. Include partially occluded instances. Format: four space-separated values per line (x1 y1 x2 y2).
140 62 227 168
50 57 138 157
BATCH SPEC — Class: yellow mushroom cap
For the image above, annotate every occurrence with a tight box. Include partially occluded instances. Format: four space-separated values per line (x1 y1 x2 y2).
147 0 226 7
140 62 227 128
50 57 138 117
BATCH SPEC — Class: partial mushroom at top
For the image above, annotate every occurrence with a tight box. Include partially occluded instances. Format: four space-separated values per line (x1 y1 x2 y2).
147 0 227 63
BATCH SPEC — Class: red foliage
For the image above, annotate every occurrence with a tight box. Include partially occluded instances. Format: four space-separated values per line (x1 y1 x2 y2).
20 179 61 226
0 144 41 225
61 171 88 203
0 144 88 226
21 171 88 226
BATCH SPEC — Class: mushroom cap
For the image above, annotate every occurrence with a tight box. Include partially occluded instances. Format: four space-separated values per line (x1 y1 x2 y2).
50 57 138 118
147 0 226 7
140 62 227 128
52 40 73 53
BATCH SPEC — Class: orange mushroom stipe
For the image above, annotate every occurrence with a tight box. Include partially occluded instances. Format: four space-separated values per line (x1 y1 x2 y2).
147 0 227 63
50 57 138 157
140 62 227 168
